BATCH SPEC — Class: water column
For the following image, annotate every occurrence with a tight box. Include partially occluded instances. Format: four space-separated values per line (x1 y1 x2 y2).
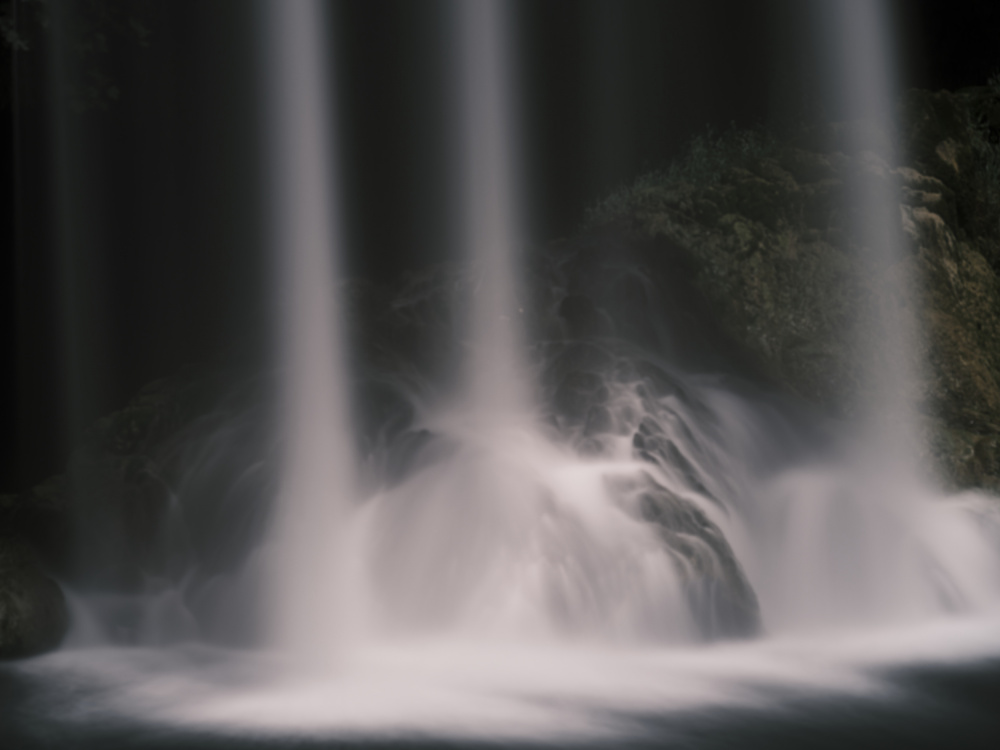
825 0 922 460
262 0 355 657
456 0 531 423
757 0 941 630
351 0 555 637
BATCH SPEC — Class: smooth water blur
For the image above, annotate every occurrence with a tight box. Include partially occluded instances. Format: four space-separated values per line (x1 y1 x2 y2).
747 471 1000 631
262 0 356 657
347 358 1000 641
4 618 1000 747
822 0 924 461
17 1 1000 747
56 0 1000 656
355 413 697 641
457 0 531 421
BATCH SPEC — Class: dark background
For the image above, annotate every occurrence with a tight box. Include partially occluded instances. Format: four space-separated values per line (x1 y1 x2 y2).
2 0 999 491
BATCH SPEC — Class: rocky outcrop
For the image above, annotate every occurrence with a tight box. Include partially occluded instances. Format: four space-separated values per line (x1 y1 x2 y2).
0 537 69 659
1 477 73 658
584 85 1000 492
9 368 251 587
609 471 761 640
0 367 278 655
537 334 766 640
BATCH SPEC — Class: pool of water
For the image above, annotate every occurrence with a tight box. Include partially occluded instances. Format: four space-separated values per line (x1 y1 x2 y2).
3 617 1000 749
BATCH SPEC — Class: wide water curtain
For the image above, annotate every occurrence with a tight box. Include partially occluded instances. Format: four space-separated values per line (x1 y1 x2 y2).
263 0 355 656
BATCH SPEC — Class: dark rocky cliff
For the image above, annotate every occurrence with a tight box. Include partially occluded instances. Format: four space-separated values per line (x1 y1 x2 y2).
584 84 1000 492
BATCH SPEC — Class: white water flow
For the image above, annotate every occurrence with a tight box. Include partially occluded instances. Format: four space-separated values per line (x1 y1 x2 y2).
458 0 530 421
264 0 355 657
280 0 1000 646
740 0 943 633
353 0 702 642
6 2 1000 745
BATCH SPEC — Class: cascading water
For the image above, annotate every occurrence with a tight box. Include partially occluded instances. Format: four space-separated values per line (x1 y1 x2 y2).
6 1 1000 746
351 0 753 642
732 0 995 633
347 0 999 645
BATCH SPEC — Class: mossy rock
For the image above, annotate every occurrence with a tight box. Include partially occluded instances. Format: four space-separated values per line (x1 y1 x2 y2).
0 538 69 659
583 85 1000 491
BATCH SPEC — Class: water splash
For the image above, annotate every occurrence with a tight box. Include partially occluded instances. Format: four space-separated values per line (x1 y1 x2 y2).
341 0 1000 645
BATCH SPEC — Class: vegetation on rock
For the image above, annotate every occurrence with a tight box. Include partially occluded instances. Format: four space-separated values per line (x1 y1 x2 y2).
583 85 1000 492
0 537 68 658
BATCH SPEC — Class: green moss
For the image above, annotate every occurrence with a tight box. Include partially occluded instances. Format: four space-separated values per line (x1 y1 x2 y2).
584 125 778 230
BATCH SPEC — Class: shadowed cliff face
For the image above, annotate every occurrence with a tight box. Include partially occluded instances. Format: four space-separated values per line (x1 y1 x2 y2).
585 84 1000 493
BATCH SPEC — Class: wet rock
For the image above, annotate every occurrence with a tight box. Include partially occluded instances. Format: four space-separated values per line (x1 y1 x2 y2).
546 342 615 384
609 473 761 640
66 444 174 590
557 293 606 339
0 538 69 659
0 477 73 572
553 371 608 426
632 417 712 501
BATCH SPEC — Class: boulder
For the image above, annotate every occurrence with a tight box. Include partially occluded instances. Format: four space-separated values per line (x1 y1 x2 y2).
0 538 69 659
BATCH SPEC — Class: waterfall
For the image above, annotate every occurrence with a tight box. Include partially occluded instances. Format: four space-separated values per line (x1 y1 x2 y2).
824 0 923 463
7 2 1000 745
352 0 754 642
262 0 355 657
457 0 531 423
335 0 999 643
49 0 998 656
737 0 954 633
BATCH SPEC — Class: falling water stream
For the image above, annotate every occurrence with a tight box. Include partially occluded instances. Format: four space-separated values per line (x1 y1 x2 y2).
263 0 355 659
4 0 1000 747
